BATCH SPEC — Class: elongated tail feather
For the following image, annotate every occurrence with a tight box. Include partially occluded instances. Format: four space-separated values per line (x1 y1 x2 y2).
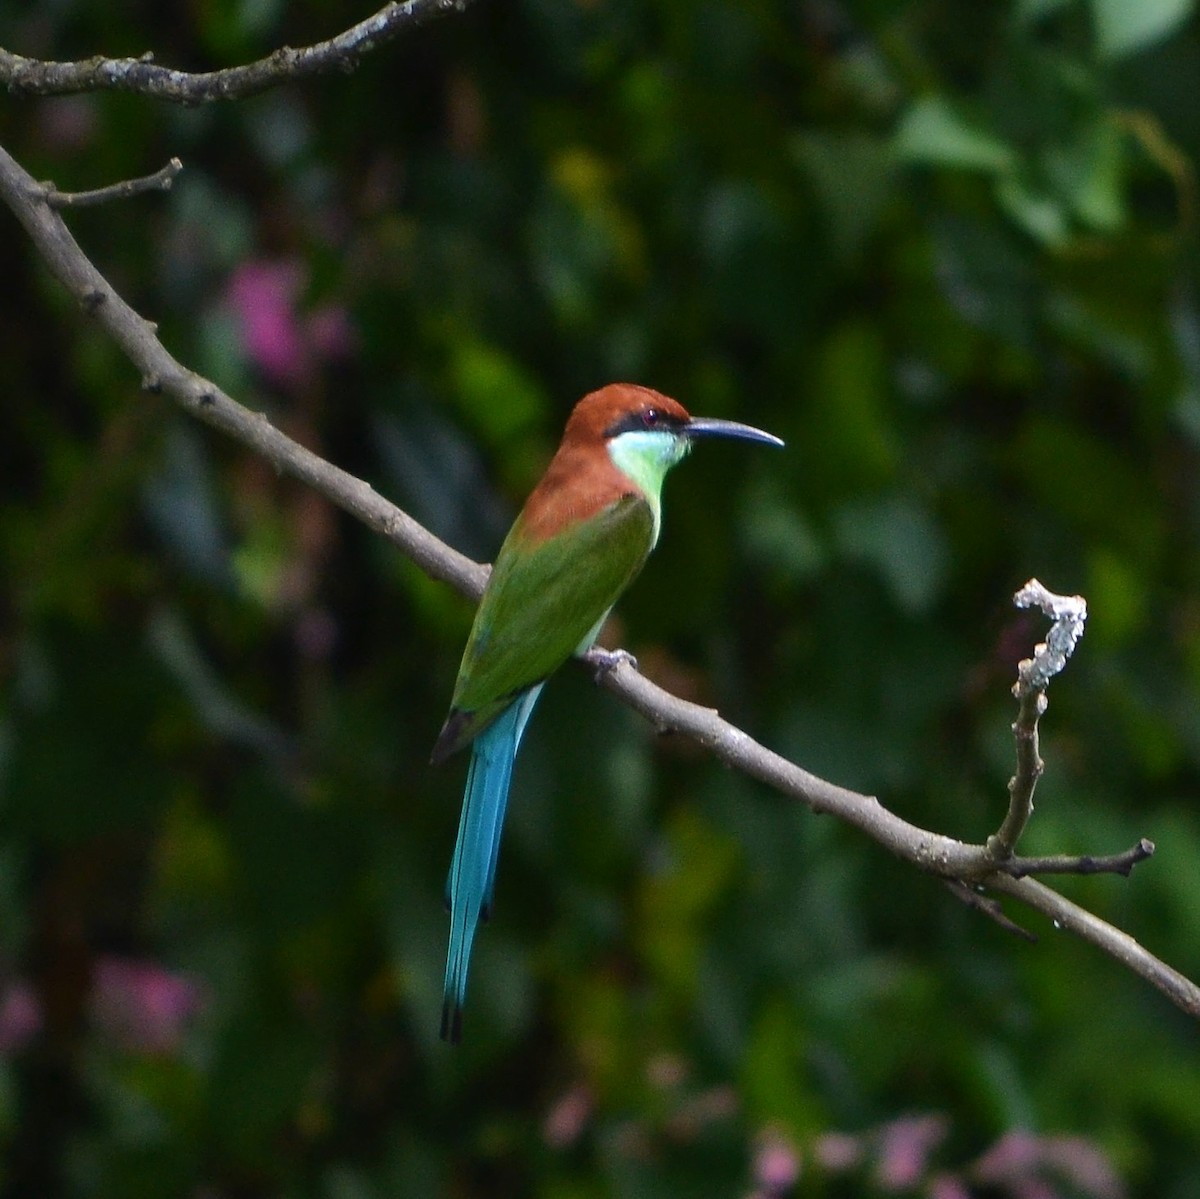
441 683 544 1043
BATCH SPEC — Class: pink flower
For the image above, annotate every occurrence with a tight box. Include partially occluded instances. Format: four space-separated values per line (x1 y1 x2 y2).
927 1173 973 1199
813 1131 864 1172
973 1129 1041 1180
874 1114 949 1190
973 1130 1124 1199
1041 1135 1124 1199
543 1084 592 1149
90 956 204 1054
225 258 356 392
0 981 42 1053
754 1129 801 1193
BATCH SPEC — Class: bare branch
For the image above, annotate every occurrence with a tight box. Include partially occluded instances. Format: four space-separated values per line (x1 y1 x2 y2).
0 139 483 601
992 679 1045 856
39 157 183 209
989 580 1088 857
581 645 989 871
1 135 1197 1023
998 838 1156 879
988 873 1200 1018
583 648 1200 1019
1 1 479 103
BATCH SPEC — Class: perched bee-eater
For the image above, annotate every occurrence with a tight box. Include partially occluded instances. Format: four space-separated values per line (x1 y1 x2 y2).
432 383 783 1042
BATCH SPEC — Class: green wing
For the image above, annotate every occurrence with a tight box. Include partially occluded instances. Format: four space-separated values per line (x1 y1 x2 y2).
433 494 654 760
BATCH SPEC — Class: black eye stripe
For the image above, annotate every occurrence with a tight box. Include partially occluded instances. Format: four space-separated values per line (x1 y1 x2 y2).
605 409 686 438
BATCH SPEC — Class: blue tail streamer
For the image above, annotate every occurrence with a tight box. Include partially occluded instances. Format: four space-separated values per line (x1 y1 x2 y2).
440 683 544 1043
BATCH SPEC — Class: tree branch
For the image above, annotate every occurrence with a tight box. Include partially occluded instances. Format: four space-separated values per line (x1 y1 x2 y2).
1 1 479 103
580 649 1198 1018
0 134 1197 1022
997 838 1156 879
987 873 1200 1018
989 580 1087 858
39 157 183 209
0 139 482 600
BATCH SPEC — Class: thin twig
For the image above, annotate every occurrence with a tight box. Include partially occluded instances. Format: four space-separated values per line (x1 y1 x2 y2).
944 881 1038 943
991 683 1045 857
998 838 1156 879
989 580 1088 858
1 1 479 104
0 135 1197 1022
40 157 183 209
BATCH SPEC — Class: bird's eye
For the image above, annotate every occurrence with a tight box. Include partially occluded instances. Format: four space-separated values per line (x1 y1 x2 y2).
642 408 661 428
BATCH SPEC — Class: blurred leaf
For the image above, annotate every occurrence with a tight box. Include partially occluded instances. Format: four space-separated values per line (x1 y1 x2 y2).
804 322 899 495
207 1006 323 1161
1016 0 1075 23
1085 547 1147 649
372 405 511 561
146 607 292 759
1091 0 1196 58
1062 118 1126 231
637 809 740 999
141 422 231 588
699 180 810 337
741 999 823 1133
894 96 1017 174
929 215 1038 348
995 173 1071 245
833 494 949 614
738 476 826 587
792 131 896 261
1012 415 1164 561
6 633 175 843
451 340 548 447
229 517 290 609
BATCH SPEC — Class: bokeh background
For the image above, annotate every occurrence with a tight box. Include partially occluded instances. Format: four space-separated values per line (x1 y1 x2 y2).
2 1 1200 1195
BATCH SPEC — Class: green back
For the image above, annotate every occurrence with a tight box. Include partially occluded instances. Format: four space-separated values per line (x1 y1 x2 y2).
443 494 655 750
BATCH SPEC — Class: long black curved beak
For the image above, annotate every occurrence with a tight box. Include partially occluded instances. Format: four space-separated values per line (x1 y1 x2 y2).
685 416 784 448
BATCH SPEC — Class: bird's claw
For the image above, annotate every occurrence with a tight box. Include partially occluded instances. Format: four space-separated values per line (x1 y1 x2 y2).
590 647 638 682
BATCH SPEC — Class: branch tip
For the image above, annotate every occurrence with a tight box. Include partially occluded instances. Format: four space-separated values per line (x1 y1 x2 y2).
42 156 184 209
1013 578 1088 694
0 1 482 103
997 837 1157 879
991 579 1089 858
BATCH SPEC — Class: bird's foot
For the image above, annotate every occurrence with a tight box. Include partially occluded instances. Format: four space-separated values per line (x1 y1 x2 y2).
590 646 638 682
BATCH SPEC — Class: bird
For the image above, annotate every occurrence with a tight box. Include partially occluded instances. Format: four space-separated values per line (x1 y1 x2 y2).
431 382 783 1042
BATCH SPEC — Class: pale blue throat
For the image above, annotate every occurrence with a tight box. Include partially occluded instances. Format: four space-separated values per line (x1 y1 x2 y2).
606 429 691 545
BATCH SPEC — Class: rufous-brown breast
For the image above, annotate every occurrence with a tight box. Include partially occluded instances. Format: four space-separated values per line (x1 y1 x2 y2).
517 384 691 543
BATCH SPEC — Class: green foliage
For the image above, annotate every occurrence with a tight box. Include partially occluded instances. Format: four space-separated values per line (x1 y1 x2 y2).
2 0 1200 1195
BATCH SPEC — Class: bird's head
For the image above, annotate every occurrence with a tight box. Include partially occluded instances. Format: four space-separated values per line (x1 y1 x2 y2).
566 379 782 453
562 383 783 496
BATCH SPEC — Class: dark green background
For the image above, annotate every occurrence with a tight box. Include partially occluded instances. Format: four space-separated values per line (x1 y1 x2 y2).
2 0 1199 1194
